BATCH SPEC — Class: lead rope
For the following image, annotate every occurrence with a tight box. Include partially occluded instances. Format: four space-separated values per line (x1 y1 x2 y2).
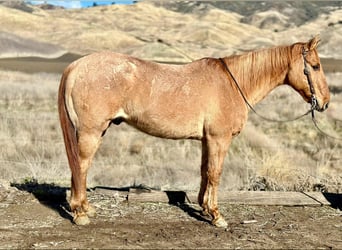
311 115 342 140
218 58 312 123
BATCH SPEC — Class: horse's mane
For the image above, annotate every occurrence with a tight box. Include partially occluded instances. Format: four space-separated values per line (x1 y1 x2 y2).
224 43 303 100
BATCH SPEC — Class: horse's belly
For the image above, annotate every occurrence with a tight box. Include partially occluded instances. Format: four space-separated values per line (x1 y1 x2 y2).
126 114 203 140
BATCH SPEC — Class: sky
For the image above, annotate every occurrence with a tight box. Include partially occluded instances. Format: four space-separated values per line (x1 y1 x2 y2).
26 0 135 8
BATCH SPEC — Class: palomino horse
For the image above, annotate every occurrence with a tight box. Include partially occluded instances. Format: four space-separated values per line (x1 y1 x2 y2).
58 36 330 227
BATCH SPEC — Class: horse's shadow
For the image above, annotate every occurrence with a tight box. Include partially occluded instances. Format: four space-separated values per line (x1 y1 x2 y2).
11 179 73 222
10 181 132 223
11 181 340 225
322 193 342 210
165 191 211 224
10 180 211 225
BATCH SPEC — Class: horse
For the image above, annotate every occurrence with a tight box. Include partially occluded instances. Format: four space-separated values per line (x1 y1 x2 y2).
58 36 330 227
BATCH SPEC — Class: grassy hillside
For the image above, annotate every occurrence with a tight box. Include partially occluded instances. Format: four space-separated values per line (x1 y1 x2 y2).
1 1 342 59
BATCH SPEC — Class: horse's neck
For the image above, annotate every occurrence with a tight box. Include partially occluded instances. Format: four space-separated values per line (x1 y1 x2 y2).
225 46 291 106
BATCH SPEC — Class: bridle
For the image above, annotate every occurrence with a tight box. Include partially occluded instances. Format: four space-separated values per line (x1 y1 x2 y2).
301 49 342 140
302 47 318 118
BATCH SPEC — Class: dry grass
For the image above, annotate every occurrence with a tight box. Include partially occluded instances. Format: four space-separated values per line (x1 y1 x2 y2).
0 69 340 192
0 71 67 184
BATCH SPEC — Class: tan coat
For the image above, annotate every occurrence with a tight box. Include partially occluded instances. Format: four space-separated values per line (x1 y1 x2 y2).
58 36 330 227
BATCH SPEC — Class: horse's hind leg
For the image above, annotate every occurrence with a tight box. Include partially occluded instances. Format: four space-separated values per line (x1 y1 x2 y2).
70 128 103 225
198 135 231 228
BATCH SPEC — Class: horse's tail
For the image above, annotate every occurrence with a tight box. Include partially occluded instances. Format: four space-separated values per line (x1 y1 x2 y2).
58 66 80 183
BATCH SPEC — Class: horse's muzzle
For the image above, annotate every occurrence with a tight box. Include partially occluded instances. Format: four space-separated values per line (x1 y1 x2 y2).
316 101 329 112
320 102 329 112
311 94 329 113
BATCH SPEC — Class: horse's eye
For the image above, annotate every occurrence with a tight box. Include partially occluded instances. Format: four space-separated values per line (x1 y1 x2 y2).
312 64 320 71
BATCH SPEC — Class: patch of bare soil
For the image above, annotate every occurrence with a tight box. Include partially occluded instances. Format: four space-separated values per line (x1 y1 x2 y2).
0 182 341 249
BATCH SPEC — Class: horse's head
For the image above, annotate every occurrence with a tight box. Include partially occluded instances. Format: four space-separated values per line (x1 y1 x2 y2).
287 36 330 112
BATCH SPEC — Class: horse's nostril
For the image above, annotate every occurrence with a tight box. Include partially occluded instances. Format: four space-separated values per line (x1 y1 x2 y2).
323 102 329 110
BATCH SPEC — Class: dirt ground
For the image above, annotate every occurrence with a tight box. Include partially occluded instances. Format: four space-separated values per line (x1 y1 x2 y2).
0 182 341 249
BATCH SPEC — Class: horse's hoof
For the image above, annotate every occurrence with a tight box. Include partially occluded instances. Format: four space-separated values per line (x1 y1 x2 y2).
86 205 96 218
73 215 90 226
212 216 228 228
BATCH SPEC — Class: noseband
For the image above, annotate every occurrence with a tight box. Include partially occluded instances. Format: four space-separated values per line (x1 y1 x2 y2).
302 48 318 114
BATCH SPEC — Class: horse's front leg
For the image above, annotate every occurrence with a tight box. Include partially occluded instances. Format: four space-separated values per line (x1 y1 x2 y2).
198 135 231 228
198 140 209 216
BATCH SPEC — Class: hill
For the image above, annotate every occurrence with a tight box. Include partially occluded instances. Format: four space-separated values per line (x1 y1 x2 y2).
0 1 342 60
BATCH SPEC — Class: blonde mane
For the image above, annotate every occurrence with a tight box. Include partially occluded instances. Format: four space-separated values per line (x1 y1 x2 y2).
224 44 297 103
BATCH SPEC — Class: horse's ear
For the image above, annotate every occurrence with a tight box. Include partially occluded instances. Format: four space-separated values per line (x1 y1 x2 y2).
308 35 321 50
